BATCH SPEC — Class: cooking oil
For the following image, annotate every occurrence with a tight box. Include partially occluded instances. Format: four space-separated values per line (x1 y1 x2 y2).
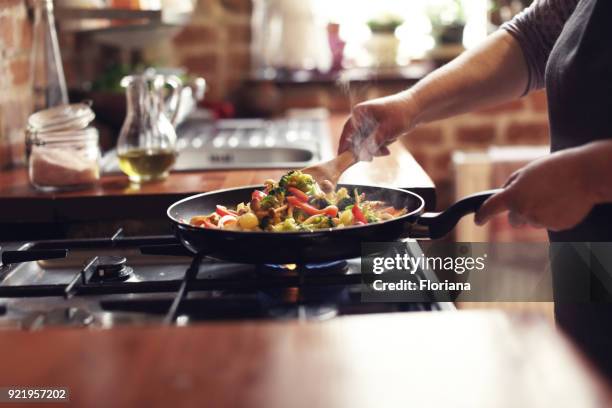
118 148 177 183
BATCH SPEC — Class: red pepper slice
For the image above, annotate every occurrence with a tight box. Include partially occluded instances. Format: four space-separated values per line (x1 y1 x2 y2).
203 219 217 228
287 196 338 217
322 205 338 217
216 205 238 217
191 217 217 228
288 187 309 202
286 196 319 215
252 190 267 201
352 205 368 224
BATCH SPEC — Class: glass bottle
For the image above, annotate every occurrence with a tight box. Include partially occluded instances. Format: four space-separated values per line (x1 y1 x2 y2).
31 0 69 112
116 74 182 183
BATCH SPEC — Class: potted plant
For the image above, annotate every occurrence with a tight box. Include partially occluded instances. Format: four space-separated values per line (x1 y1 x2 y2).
427 0 466 46
365 13 404 67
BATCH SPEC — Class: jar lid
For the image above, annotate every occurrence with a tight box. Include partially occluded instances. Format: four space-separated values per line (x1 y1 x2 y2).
28 102 95 133
30 127 99 145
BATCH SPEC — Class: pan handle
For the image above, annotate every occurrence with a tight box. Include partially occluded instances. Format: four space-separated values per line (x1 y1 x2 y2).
413 189 503 239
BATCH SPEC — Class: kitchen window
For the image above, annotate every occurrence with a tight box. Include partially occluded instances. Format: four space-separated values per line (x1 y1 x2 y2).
320 0 490 66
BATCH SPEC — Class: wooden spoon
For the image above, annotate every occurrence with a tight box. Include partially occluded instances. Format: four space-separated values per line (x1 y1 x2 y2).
302 150 358 187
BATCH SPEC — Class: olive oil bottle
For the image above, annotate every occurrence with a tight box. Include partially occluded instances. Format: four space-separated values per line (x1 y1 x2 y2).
118 148 177 183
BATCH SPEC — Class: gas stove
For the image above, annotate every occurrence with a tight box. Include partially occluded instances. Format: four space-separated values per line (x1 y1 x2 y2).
0 230 453 330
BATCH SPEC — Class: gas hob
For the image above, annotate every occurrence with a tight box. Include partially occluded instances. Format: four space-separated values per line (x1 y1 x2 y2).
0 231 453 330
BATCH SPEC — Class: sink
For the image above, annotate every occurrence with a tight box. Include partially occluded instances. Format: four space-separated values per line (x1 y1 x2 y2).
182 147 314 169
101 116 332 173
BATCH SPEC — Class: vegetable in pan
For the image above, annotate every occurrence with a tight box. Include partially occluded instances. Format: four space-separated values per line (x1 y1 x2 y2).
189 171 407 232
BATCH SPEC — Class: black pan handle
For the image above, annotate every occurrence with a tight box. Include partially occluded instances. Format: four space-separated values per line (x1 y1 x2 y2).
414 189 503 239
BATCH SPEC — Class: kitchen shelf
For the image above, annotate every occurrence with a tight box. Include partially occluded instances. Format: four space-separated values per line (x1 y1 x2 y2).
55 7 190 33
54 7 191 48
55 7 161 21
248 62 436 86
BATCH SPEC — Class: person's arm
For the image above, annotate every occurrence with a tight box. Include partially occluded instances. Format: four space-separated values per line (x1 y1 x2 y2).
475 140 612 231
405 0 579 125
338 30 528 158
339 0 579 159
406 30 527 125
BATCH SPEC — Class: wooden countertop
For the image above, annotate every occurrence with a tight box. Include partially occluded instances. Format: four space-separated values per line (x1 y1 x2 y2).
0 311 608 407
0 114 435 224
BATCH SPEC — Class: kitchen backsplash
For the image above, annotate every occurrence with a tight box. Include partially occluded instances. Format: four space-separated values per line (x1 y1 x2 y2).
0 0 31 168
147 0 252 102
400 90 549 185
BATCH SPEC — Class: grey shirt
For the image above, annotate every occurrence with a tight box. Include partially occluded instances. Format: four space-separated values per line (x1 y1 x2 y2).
502 0 580 93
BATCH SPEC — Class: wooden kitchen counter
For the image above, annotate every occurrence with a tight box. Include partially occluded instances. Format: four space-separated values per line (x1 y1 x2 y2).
0 115 434 226
0 311 608 407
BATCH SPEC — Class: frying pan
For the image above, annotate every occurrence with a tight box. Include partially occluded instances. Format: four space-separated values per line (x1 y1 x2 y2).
167 185 502 264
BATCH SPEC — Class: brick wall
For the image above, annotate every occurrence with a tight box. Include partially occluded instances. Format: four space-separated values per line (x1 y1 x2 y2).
0 0 32 167
399 90 549 185
153 0 252 102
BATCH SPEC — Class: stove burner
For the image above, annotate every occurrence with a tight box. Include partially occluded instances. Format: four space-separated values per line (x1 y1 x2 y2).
260 260 349 276
93 256 133 282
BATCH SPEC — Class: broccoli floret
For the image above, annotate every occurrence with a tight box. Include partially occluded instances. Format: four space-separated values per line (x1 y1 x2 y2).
366 214 379 223
261 193 282 209
272 218 300 232
267 186 286 196
260 195 277 209
278 171 296 189
279 170 314 192
260 189 285 210
308 215 334 229
293 176 315 192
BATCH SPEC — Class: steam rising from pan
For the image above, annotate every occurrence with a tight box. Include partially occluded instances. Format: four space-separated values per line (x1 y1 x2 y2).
336 72 381 161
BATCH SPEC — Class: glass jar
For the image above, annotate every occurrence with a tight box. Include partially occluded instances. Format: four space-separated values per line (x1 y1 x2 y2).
26 103 95 161
28 128 100 192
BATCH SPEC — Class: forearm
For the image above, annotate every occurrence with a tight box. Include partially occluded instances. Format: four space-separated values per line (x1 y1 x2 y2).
579 140 612 203
403 30 529 126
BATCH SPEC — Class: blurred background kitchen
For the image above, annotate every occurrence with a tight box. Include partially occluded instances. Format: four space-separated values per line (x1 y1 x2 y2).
0 0 560 320
0 0 548 241
0 0 548 236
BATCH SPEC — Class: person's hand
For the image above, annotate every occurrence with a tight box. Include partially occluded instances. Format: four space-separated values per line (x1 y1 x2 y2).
475 148 598 231
338 93 418 161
